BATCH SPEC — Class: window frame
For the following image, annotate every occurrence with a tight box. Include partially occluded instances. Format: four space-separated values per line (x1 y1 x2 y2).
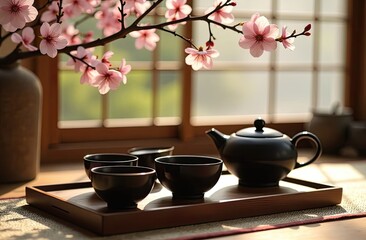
29 0 365 163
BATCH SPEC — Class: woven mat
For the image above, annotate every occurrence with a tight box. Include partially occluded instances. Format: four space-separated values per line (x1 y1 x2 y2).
2 160 366 240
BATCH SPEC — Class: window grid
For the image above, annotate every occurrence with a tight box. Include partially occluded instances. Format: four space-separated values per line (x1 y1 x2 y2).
191 0 347 125
58 9 184 129
57 0 347 138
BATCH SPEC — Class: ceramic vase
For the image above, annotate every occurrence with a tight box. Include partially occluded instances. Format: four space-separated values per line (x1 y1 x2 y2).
0 62 42 183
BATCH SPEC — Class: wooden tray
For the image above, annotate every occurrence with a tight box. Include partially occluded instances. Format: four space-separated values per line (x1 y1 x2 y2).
25 174 342 236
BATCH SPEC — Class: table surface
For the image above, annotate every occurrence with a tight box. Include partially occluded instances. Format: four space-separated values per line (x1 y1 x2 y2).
1 153 366 239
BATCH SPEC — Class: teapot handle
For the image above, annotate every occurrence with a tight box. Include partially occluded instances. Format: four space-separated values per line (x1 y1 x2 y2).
291 131 322 169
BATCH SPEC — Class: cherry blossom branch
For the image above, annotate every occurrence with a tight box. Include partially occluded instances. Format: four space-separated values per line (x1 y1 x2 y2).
0 0 309 66
72 1 240 51
118 0 128 30
0 0 313 94
56 0 64 23
130 0 164 27
207 22 216 42
0 0 236 64
132 1 242 34
202 0 242 34
159 27 198 49
66 52 95 70
280 24 312 40
0 1 180 64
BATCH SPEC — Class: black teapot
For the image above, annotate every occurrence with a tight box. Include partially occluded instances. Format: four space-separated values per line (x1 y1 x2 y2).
206 118 322 187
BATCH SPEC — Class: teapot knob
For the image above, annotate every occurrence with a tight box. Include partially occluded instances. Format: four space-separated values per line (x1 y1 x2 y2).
254 118 265 132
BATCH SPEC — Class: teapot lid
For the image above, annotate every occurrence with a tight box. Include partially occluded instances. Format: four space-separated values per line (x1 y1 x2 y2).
236 118 283 138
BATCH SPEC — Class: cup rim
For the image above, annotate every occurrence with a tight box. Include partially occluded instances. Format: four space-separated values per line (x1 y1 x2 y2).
155 155 223 166
84 153 138 163
127 146 175 155
91 165 156 176
311 107 353 117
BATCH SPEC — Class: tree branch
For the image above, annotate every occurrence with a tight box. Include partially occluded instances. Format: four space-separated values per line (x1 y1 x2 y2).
0 0 308 66
0 0 242 65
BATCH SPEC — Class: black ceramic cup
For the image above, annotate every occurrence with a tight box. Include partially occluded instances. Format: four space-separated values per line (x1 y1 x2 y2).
307 107 353 154
91 166 156 209
349 121 366 156
84 153 138 179
155 155 223 200
128 146 174 169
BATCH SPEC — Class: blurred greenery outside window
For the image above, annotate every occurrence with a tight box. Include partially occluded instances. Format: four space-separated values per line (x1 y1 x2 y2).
58 0 348 128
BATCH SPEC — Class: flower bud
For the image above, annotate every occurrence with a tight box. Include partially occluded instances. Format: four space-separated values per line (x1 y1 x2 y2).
230 2 237 6
304 24 311 32
304 32 311 36
206 41 214 48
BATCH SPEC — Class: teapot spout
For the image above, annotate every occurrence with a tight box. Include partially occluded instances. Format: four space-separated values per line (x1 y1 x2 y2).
205 128 229 153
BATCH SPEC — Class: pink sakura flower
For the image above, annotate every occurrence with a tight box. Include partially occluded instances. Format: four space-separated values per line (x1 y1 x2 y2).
88 0 101 5
82 31 94 43
94 0 113 19
10 27 37 51
129 27 160 51
61 24 81 45
39 22 68 58
67 46 93 72
280 26 295 50
165 0 192 30
135 2 151 16
124 0 150 17
100 51 114 67
90 50 114 70
239 13 279 57
185 46 220 71
205 0 234 25
119 59 131 84
61 3 74 18
124 0 146 9
93 63 123 94
95 7 121 36
63 0 95 17
80 66 97 85
80 54 98 85
0 0 38 32
40 1 58 22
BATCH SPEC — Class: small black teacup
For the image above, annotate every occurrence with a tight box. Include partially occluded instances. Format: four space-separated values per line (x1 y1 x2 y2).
84 153 138 179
